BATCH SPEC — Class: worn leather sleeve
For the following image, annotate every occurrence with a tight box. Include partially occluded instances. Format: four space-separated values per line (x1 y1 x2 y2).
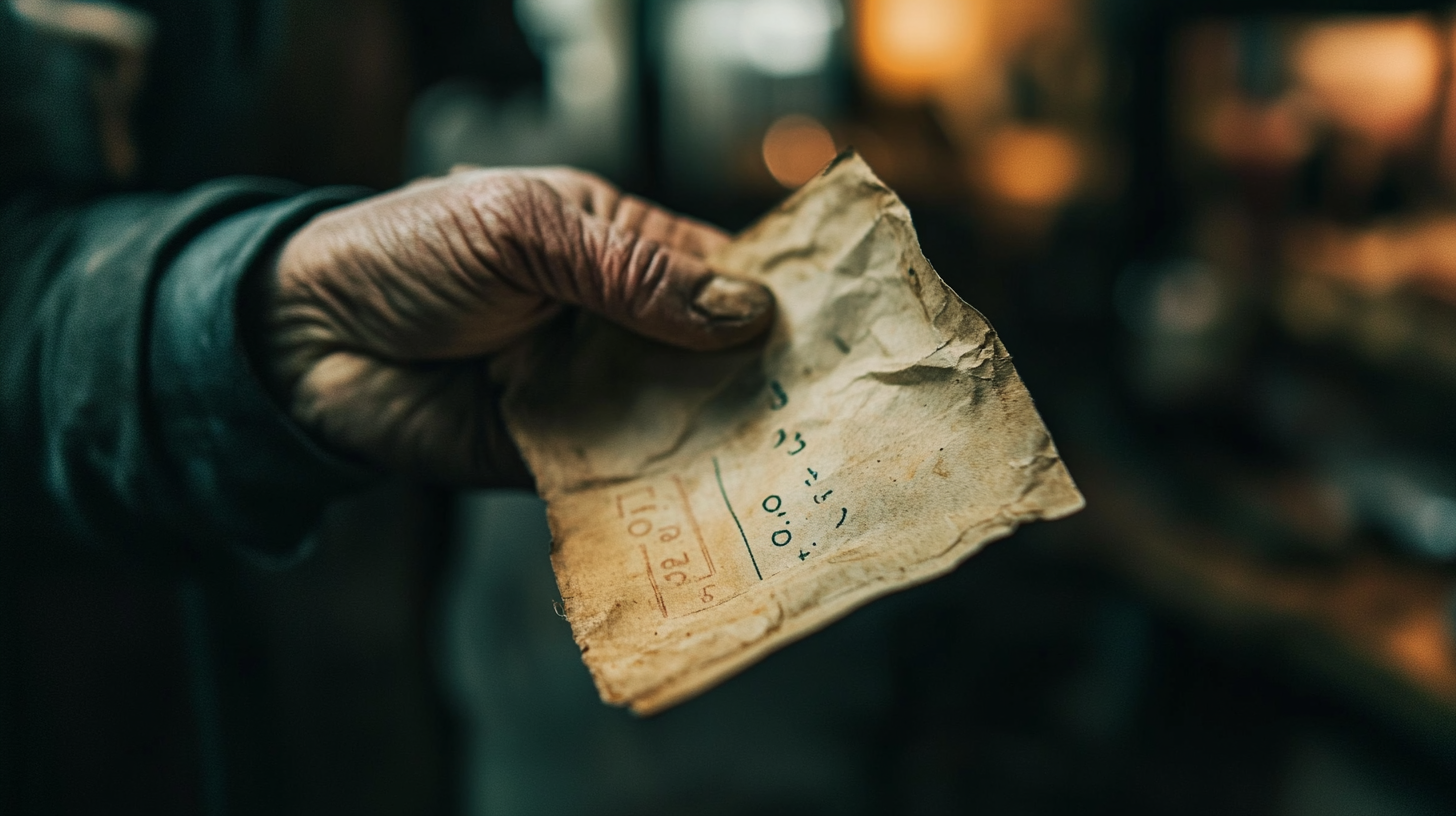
0 180 376 565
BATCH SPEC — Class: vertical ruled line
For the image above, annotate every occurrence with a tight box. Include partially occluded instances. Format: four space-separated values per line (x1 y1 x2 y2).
713 457 761 580
639 545 668 618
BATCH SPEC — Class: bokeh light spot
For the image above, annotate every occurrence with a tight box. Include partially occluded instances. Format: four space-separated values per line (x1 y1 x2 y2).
763 114 838 187
981 126 1082 207
1292 18 1442 143
857 0 985 100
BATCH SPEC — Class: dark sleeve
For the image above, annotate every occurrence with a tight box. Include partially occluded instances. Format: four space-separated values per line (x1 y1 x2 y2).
0 179 378 566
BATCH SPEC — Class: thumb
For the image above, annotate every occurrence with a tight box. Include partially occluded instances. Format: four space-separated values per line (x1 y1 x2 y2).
524 193 776 351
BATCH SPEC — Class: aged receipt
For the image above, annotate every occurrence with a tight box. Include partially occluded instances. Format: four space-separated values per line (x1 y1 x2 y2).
500 153 1084 714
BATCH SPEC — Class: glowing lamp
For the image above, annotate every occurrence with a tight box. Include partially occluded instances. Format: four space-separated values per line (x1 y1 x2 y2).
857 0 985 100
1292 18 1442 143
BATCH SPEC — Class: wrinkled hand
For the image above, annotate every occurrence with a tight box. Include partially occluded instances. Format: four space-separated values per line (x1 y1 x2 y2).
257 168 775 484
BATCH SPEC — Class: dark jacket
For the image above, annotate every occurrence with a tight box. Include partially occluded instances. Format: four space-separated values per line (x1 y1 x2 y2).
0 2 380 810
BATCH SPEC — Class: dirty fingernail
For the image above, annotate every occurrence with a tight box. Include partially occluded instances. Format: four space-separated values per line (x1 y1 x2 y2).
692 275 773 322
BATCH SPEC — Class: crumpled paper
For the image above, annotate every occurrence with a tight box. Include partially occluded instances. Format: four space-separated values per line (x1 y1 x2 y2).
500 153 1084 714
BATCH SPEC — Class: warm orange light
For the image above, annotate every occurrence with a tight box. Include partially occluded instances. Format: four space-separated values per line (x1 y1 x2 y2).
762 114 838 188
857 0 985 100
1291 18 1442 143
1438 17 1456 187
1206 98 1311 166
1285 216 1456 299
980 126 1081 207
1386 612 1456 690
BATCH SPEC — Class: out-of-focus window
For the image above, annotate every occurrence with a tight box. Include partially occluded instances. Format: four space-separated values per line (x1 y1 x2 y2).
408 0 634 177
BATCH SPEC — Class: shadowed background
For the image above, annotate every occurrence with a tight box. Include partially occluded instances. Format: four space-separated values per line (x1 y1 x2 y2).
5 0 1456 813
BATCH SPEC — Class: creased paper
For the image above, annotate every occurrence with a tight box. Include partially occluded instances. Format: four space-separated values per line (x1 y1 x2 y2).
500 153 1084 714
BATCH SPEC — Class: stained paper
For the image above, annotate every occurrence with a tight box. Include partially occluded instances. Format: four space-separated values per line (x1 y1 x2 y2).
499 153 1084 714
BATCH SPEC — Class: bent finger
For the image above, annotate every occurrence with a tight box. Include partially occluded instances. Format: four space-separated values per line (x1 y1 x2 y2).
531 213 772 350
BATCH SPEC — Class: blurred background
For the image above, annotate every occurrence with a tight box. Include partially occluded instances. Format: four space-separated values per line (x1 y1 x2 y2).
11 0 1456 813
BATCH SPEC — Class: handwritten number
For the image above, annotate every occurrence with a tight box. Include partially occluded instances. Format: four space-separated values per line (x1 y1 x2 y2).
615 486 655 518
617 482 719 611
769 381 788 410
762 495 782 513
776 430 805 456
772 529 793 547
836 507 847 528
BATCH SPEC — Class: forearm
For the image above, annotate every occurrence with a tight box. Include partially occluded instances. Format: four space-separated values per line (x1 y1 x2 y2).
0 179 374 564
